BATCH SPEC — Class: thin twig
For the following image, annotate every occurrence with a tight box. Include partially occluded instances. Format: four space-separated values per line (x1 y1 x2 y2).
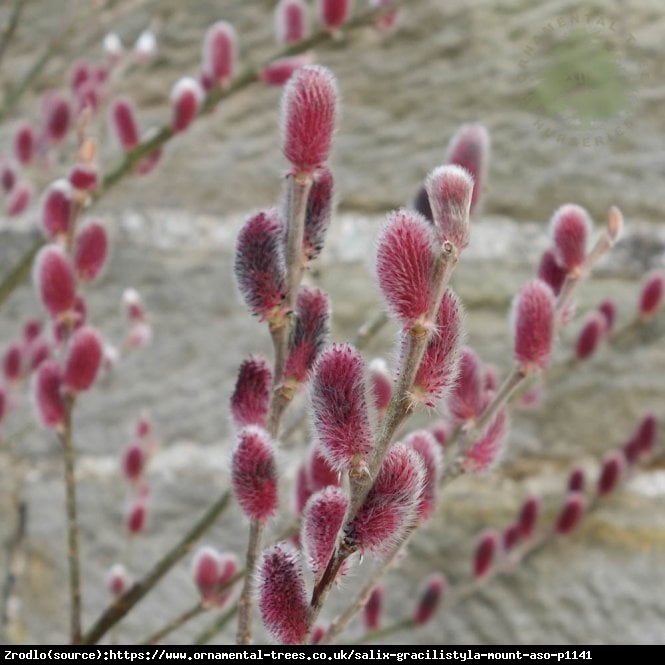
0 0 27 70
141 601 204 645
193 604 238 646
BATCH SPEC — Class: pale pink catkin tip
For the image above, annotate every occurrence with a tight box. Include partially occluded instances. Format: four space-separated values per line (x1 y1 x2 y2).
75 220 109 282
319 0 351 30
413 573 446 625
107 564 129 597
110 97 139 150
230 356 272 429
276 0 309 45
445 123 490 212
33 360 66 429
302 486 347 580
258 543 309 645
33 245 76 318
364 586 383 631
375 209 436 328
281 64 338 173
310 343 373 472
170 77 204 133
549 204 593 273
512 279 555 373
63 326 104 392
202 21 237 86
473 529 499 579
231 426 278 522
425 164 474 251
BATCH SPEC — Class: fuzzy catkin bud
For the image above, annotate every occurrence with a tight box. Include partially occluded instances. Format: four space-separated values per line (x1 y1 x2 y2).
413 573 446 625
624 414 658 462
550 204 593 274
3 343 22 383
567 468 585 492
425 164 474 251
346 444 425 557
310 343 373 473
234 208 287 320
69 164 99 191
537 249 567 296
575 311 605 361
75 220 109 282
258 543 309 645
511 280 555 373
33 246 76 319
555 492 585 535
260 54 312 87
447 346 484 424
41 180 73 239
283 287 330 387
302 486 347 581
127 498 147 535
110 97 139 150
170 77 204 133
411 291 464 407
405 430 442 521
276 0 309 44
43 93 71 144
230 356 272 429
1 161 17 193
14 123 35 165
231 426 278 522
6 181 32 216
134 30 157 63
597 299 616 334
517 496 540 539
597 452 624 496
445 124 490 212
376 209 436 330
33 360 65 430
122 442 145 482
364 586 383 631
202 21 237 86
319 0 351 30
63 326 103 393
107 564 129 597
462 406 508 473
281 65 338 174
303 166 334 261
191 547 237 608
473 529 499 579
638 270 664 321
369 358 392 416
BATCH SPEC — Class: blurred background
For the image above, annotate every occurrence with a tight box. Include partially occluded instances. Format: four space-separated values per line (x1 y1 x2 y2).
0 0 664 645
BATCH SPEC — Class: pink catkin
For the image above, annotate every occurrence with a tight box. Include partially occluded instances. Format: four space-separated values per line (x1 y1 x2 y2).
202 21 237 86
258 543 309 645
411 288 462 407
33 246 76 319
347 444 424 557
110 97 139 150
41 180 73 239
446 346 484 425
122 442 145 482
107 564 129 597
597 298 616 334
638 270 665 320
6 181 32 216
127 499 147 535
462 406 508 473
405 430 442 521
596 452 625 496
308 445 340 492
69 164 98 191
550 204 592 273
537 249 567 296
425 164 474 251
63 326 103 392
302 486 348 581
33 361 65 429
276 0 309 45
555 493 585 535
310 343 373 473
473 529 499 579
413 573 446 625
281 64 338 173
1 161 17 193
283 287 330 385
303 166 334 261
260 54 312 87
445 123 490 212
14 123 35 165
231 426 278 522
3 343 23 382
567 468 586 492
234 208 287 320
191 547 237 608
376 209 436 329
43 93 71 144
319 0 351 30
170 77 204 133
369 358 392 416
575 311 605 360
230 356 272 429
364 586 383 631
512 280 555 373
74 220 109 282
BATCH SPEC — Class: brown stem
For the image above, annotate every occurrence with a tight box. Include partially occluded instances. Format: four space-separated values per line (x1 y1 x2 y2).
141 601 204 645
82 490 231 644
